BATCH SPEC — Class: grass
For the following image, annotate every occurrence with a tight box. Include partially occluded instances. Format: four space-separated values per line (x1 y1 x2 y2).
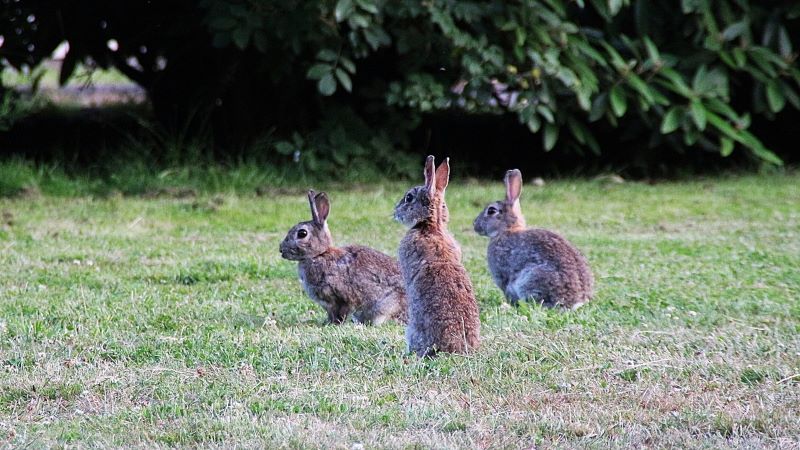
0 167 798 448
2 63 133 89
0 158 414 198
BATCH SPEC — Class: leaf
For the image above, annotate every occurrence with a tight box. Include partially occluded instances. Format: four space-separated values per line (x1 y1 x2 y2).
363 28 383 50
609 85 627 117
526 115 541 133
537 105 555 123
706 98 740 121
762 21 777 48
355 0 379 14
659 67 693 98
753 46 789 68
680 0 697 14
543 123 559 151
766 82 785 113
748 48 778 77
339 56 356 74
780 81 800 109
718 51 736 68
721 21 747 41
589 92 608 122
626 73 655 104
702 9 720 35
318 73 337 96
574 40 608 68
660 107 683 134
232 28 250 49
275 141 294 155
706 111 783 165
335 0 354 22
683 129 699 146
576 87 592 111
643 36 660 63
608 0 623 15
306 64 331 80
584 127 601 155
690 100 707 130
778 26 792 58
691 65 708 93
567 118 586 144
732 48 746 68
317 50 338 62
567 118 600 155
704 68 729 99
720 137 734 157
349 14 369 28
335 68 352 92
600 42 627 70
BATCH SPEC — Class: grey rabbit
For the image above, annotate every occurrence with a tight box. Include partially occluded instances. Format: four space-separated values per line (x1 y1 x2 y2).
280 190 407 325
473 169 593 309
395 156 480 357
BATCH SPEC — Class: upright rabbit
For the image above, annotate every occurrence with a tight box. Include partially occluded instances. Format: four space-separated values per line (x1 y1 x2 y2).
473 169 593 309
395 156 480 357
280 190 407 325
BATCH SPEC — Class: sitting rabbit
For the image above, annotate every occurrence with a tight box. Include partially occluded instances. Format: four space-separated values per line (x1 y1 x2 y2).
473 169 593 309
280 190 407 325
395 156 480 357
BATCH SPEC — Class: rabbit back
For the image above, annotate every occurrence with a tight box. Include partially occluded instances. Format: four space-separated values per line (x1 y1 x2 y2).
488 228 593 308
400 228 480 356
299 245 407 324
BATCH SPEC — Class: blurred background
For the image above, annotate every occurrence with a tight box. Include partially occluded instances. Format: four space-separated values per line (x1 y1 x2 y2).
1 0 798 192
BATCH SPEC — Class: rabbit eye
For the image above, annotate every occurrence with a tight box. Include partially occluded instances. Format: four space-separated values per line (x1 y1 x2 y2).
297 229 308 239
487 206 498 215
405 193 414 203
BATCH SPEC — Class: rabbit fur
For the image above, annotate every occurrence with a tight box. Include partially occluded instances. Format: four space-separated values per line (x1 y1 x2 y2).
280 190 407 325
473 169 593 309
394 156 480 357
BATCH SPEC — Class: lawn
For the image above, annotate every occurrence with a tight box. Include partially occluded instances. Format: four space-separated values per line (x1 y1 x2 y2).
0 172 798 448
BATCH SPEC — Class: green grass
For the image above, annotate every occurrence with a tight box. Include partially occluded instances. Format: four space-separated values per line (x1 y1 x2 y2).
0 169 798 448
0 158 411 198
2 63 133 88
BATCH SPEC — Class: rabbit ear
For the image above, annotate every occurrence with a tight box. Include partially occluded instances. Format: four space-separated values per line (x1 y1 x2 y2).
423 155 436 193
313 192 331 225
434 157 450 194
505 169 522 203
308 189 321 224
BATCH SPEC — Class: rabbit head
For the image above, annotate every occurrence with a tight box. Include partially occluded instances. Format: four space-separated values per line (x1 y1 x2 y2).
394 155 450 229
473 169 526 237
279 190 333 260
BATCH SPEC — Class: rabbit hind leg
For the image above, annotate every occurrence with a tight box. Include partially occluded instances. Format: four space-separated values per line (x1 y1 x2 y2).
511 266 559 308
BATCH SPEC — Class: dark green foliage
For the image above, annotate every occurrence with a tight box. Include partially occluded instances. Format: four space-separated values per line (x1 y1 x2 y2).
2 0 799 169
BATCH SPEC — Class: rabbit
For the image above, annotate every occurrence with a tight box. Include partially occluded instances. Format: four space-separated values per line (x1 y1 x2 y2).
279 190 407 325
394 155 480 357
473 169 594 309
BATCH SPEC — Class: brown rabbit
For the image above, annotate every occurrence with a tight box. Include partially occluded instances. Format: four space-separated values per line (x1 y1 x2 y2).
473 169 593 309
279 190 407 325
394 156 480 357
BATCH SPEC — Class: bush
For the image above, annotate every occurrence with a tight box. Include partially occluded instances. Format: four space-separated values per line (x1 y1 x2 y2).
2 0 799 170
